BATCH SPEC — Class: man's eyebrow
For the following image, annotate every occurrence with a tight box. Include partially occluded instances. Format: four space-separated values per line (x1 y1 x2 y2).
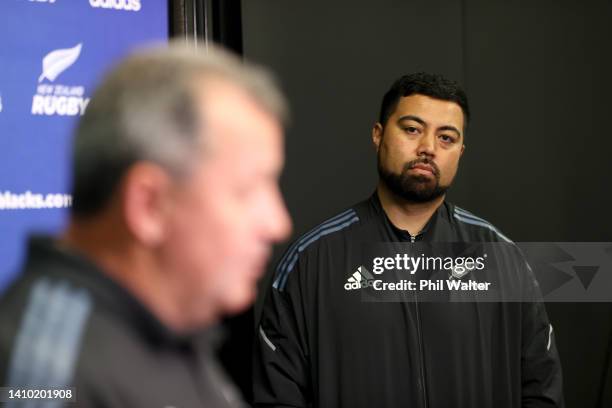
397 115 426 126
438 125 461 137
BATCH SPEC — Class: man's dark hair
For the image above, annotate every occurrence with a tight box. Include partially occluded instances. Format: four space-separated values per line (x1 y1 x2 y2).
378 72 470 127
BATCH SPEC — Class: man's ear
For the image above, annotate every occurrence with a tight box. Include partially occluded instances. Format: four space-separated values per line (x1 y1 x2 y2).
121 162 172 247
461 144 466 156
372 122 384 152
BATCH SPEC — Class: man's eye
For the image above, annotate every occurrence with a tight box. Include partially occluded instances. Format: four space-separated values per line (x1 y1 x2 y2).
440 134 455 143
403 126 419 134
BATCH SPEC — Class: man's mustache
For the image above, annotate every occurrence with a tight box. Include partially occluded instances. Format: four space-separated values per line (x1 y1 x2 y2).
403 158 440 177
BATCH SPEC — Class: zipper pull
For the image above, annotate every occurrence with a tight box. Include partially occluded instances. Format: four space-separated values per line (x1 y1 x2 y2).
410 234 416 243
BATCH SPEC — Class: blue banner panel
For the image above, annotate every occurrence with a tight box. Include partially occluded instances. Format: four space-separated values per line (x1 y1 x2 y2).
0 0 169 290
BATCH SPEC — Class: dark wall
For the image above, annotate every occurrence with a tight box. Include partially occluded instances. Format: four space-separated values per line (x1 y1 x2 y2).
460 2 612 406
238 1 612 406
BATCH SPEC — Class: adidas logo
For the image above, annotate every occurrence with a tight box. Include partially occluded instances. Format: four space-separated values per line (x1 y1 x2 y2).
344 266 376 290
89 0 141 12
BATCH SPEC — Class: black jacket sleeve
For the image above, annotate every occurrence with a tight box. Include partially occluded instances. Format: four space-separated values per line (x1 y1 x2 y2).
520 261 565 407
253 259 312 408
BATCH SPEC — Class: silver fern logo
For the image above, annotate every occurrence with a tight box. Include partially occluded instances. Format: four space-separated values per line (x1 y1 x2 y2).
31 44 89 116
38 43 82 83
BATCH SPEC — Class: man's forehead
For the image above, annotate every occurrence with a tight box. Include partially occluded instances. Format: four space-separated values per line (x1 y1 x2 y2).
196 77 252 113
192 78 282 152
194 80 258 135
394 94 464 129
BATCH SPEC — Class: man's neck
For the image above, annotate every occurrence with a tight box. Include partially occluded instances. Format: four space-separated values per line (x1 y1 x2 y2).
377 183 445 237
60 216 216 334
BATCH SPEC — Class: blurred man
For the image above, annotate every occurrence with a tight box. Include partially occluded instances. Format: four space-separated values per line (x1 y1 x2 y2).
254 73 564 407
0 43 291 407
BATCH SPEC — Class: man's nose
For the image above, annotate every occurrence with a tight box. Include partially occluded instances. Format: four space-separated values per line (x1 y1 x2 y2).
416 132 436 158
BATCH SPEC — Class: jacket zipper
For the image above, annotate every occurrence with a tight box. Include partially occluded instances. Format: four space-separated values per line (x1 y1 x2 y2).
410 233 428 408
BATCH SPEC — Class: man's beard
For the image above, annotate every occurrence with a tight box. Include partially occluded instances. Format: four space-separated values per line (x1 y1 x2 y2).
377 155 450 203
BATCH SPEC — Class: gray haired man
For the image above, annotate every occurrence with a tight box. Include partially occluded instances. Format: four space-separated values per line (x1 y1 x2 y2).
0 43 291 407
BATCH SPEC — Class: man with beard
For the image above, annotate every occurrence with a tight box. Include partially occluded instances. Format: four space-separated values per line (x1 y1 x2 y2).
253 73 564 407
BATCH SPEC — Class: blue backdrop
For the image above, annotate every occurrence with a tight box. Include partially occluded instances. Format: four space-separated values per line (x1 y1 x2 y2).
0 0 169 290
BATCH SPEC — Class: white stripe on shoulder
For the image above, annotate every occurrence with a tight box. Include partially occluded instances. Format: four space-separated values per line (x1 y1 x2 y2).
272 209 360 291
275 209 356 275
453 208 513 243
454 206 490 223
6 278 92 391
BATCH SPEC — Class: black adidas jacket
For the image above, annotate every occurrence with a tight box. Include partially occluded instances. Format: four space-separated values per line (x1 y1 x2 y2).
254 194 564 408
